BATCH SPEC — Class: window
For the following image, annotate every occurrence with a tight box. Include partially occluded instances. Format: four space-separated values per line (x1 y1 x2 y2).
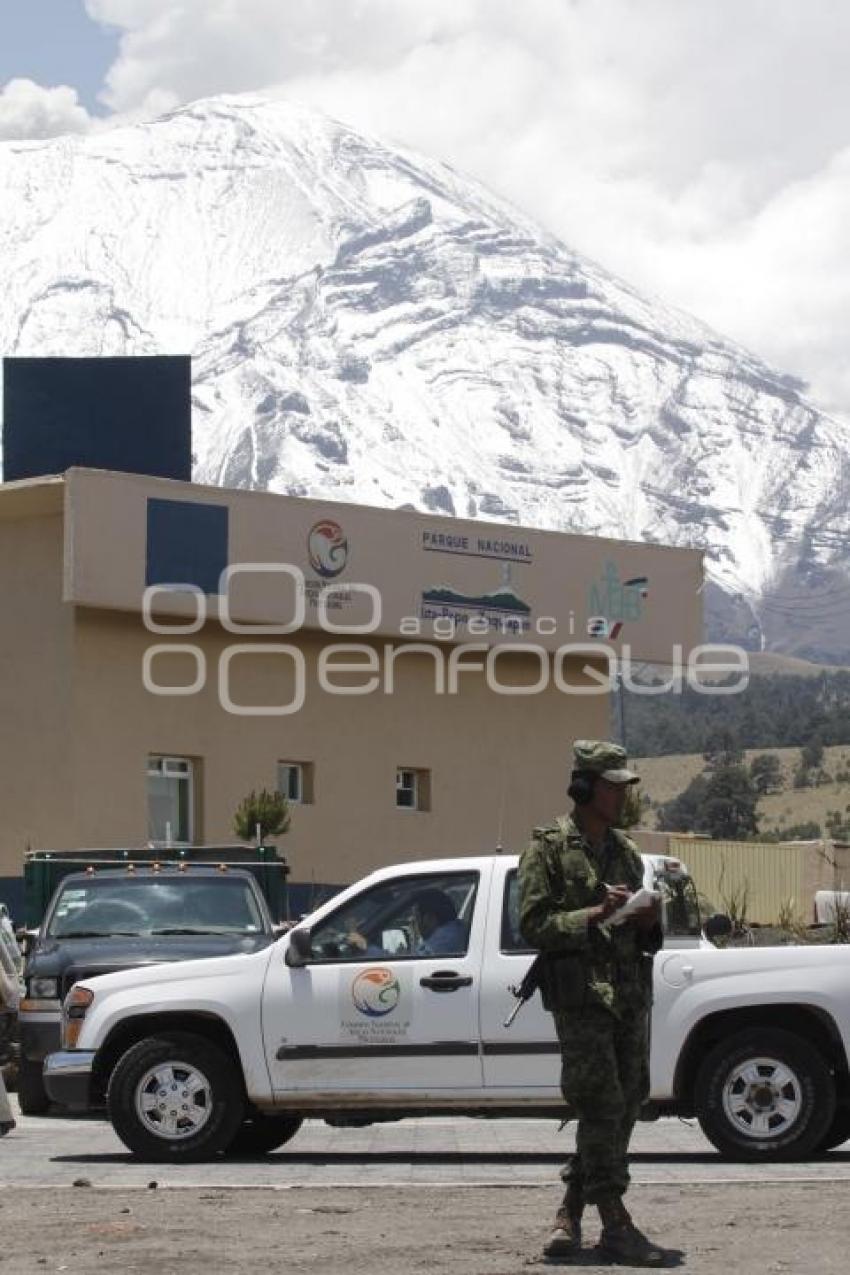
277 761 313 805
308 871 479 962
655 869 702 938
396 767 430 811
147 755 195 844
47 876 265 938
501 870 534 953
146 498 229 595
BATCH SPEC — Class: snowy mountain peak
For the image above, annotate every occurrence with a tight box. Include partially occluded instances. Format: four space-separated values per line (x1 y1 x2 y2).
2 93 849 659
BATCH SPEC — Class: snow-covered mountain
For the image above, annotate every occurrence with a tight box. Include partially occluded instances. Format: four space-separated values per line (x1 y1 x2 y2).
2 93 849 660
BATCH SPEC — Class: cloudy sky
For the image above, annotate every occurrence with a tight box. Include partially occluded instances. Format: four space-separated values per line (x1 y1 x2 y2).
2 0 849 425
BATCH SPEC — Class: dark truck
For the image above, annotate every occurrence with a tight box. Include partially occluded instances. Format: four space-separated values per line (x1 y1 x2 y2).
18 845 288 1114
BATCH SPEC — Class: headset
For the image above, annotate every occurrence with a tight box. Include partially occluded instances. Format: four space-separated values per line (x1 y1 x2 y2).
567 769 597 806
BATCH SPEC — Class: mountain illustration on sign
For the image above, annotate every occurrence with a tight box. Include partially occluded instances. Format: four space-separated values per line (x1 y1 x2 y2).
423 559 531 614
422 585 531 614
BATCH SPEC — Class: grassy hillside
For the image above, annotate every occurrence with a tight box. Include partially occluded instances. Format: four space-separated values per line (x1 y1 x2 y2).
632 745 850 836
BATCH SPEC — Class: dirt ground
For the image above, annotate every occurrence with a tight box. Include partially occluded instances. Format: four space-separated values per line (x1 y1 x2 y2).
0 1182 844 1275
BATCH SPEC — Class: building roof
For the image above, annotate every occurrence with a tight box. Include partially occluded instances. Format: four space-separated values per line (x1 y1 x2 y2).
0 473 64 520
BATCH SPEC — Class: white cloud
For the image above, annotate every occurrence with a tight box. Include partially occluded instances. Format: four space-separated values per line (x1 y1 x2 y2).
60 2 850 422
651 149 850 420
0 78 93 141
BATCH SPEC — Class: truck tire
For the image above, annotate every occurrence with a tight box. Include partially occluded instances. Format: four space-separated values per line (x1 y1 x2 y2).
225 1113 303 1156
18 1057 50 1115
695 1028 835 1161
107 1033 244 1162
817 1105 850 1153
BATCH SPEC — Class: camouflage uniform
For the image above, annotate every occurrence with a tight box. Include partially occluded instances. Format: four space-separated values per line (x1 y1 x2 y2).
518 746 662 1208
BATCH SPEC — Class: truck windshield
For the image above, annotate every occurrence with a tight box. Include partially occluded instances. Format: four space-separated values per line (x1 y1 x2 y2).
655 871 702 938
47 878 266 938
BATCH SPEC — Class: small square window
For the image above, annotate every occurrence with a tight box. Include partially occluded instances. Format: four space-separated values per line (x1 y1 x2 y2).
396 768 430 812
278 762 313 805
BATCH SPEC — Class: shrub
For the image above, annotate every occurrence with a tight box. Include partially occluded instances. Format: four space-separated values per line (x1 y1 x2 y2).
233 788 291 843
749 753 783 794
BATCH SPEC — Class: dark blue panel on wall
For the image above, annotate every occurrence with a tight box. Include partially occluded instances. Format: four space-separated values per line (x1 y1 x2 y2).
3 356 191 482
146 498 229 595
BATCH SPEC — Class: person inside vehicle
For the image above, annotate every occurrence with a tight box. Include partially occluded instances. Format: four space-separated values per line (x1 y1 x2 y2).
344 887 467 958
412 887 467 955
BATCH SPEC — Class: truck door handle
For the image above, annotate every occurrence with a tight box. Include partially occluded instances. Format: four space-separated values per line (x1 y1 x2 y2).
420 971 473 992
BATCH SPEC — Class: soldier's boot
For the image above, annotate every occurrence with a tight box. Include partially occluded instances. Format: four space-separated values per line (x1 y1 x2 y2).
597 1195 665 1267
542 1182 584 1261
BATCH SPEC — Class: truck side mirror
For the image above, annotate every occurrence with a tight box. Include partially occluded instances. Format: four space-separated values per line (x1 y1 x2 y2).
704 913 733 941
285 927 312 967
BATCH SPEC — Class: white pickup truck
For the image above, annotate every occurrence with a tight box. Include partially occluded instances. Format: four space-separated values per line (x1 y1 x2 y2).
44 852 850 1163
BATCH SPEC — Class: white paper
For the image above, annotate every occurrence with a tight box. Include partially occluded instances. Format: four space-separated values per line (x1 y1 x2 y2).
600 887 660 930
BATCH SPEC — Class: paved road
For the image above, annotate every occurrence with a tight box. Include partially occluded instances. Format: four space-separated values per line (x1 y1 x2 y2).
3 1097 849 1189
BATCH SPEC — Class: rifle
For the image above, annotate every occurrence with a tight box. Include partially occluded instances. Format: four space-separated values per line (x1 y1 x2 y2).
505 876 631 1026
503 953 545 1027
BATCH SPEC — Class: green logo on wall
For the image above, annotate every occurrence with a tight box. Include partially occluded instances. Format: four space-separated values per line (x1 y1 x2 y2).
587 563 649 625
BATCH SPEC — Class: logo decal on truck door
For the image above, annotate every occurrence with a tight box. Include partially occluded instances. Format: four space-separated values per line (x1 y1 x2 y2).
339 966 412 1044
351 967 400 1017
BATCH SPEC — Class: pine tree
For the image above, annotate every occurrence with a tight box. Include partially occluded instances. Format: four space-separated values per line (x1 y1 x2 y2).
749 753 783 794
657 765 759 839
233 789 291 843
700 764 760 839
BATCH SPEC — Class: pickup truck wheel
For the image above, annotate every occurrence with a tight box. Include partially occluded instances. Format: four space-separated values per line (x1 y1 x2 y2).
226 1114 303 1156
107 1033 244 1162
17 1058 50 1115
816 1105 850 1153
695 1029 835 1161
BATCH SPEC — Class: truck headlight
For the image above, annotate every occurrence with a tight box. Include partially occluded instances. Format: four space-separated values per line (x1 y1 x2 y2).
62 986 95 1049
28 977 59 1000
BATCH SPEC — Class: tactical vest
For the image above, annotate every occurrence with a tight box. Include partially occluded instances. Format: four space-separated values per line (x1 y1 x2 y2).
518 816 656 1016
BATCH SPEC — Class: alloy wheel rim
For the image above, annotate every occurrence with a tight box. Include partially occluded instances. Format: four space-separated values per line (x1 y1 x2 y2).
134 1060 213 1140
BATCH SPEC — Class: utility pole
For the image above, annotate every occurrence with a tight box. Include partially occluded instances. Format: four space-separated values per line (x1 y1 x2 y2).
617 667 627 752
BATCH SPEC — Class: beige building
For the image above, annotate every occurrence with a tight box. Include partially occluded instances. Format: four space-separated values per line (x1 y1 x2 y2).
0 467 702 909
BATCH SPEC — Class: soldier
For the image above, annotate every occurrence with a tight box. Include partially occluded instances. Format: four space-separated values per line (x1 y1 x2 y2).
519 739 665 1265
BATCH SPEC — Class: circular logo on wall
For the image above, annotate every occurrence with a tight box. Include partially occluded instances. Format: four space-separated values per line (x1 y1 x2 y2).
307 519 348 578
351 968 401 1018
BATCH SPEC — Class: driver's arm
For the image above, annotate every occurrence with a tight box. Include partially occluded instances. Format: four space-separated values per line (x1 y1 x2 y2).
344 924 386 957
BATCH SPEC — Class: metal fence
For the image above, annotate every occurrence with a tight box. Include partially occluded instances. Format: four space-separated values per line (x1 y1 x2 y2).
669 838 820 926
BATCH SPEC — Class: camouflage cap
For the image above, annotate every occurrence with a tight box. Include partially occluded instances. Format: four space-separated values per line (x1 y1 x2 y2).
572 739 640 784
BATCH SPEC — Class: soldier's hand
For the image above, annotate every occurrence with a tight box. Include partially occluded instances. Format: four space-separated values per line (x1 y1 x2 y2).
589 884 632 925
